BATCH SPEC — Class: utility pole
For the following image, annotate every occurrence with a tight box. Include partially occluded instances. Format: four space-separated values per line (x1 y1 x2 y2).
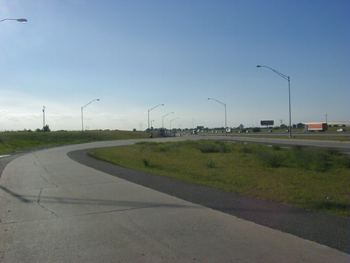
43 106 46 129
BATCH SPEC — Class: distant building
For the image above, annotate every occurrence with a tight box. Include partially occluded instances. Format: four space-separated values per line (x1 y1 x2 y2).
295 123 305 129
326 121 350 127
302 121 350 128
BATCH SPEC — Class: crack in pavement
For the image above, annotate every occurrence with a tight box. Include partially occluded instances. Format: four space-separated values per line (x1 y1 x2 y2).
32 153 59 188
37 174 59 188
0 201 193 225
37 188 59 218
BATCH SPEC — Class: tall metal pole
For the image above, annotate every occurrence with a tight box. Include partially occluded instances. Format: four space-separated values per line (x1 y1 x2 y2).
81 107 84 133
208 98 227 136
42 106 46 129
1 17 27 133
81 99 100 133
170 117 179 130
288 76 291 137
147 104 164 130
257 65 292 137
162 112 174 128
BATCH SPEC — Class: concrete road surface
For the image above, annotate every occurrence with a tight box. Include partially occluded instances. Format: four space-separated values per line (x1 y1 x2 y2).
0 137 348 262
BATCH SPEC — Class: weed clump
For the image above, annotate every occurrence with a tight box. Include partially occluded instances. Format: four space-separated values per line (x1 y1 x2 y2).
205 159 217 168
197 140 233 153
142 158 154 168
257 151 286 168
239 147 253 154
289 148 331 172
272 145 281 151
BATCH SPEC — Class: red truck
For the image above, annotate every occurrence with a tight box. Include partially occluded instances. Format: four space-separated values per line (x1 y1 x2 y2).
307 123 327 132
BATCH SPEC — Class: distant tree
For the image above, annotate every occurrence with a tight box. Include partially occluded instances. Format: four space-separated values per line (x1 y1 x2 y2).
133 128 136 131
43 125 51 132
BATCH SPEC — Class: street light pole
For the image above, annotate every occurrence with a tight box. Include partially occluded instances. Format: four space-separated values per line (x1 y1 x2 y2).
42 106 46 129
162 112 174 128
208 98 227 135
257 65 292 137
81 99 100 133
0 18 27 23
170 117 179 130
148 104 164 130
1 17 27 133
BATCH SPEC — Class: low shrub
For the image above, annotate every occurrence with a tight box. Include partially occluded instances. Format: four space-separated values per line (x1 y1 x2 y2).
272 145 281 151
205 159 217 168
333 155 350 169
142 158 153 168
197 141 232 153
239 146 253 154
257 151 285 168
290 149 331 172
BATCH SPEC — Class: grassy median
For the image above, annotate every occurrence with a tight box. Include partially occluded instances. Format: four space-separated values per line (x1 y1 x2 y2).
90 140 350 217
0 130 149 155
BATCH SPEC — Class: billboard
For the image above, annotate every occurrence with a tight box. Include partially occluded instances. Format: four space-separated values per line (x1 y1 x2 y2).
261 120 274 126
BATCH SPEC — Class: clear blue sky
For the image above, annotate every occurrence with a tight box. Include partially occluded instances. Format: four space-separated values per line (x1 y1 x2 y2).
1 0 349 131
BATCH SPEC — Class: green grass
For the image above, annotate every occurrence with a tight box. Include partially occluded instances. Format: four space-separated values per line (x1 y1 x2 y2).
89 140 350 217
240 135 350 141
0 130 149 155
224 127 350 141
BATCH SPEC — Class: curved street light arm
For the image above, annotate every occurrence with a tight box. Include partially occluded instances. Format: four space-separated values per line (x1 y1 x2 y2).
257 65 292 137
170 117 179 130
207 97 227 135
256 65 289 81
81 99 100 134
148 103 164 129
148 103 164 112
162 111 174 128
207 97 226 106
82 99 100 109
163 112 174 118
1 18 27 23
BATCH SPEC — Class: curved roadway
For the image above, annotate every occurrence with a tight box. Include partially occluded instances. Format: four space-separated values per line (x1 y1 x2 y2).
0 136 349 262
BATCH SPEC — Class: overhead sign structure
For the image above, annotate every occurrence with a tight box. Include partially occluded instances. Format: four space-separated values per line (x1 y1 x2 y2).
261 120 274 126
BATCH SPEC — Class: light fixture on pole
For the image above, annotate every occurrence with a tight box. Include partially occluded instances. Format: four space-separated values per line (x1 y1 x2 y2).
170 117 179 130
256 65 292 137
81 99 100 133
148 104 164 130
208 98 227 136
0 18 27 23
162 112 174 128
